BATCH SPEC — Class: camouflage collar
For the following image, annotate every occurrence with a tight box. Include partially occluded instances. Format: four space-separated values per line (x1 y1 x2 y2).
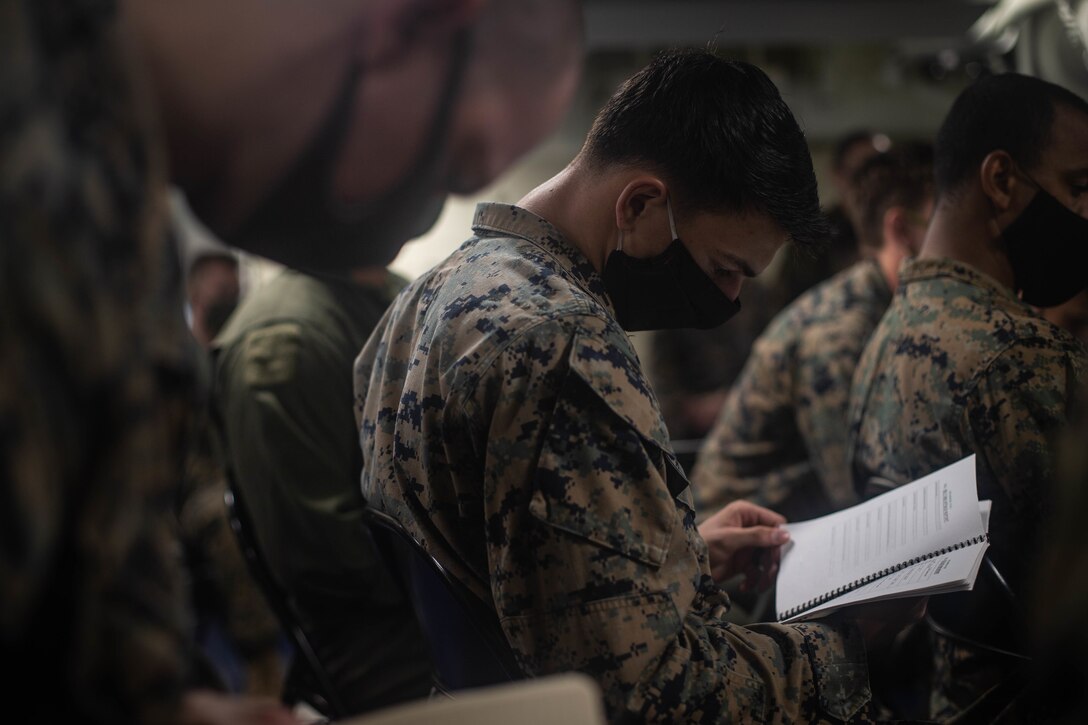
471 202 613 314
900 256 1029 309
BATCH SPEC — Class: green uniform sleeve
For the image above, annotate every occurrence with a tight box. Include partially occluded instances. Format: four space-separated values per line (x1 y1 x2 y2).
214 321 383 599
692 325 817 521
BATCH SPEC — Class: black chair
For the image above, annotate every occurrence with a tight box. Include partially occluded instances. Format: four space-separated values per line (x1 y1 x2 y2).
223 484 348 719
924 555 1031 670
361 507 523 695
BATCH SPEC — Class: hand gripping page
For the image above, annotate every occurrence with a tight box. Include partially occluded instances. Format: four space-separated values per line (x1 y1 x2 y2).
775 455 989 622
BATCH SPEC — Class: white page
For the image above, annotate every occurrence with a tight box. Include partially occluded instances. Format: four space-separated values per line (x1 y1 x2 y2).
784 538 990 622
776 455 983 619
783 498 992 622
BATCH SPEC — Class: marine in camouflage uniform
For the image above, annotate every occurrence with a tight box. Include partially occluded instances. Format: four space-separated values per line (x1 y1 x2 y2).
692 259 889 522
847 256 1087 718
0 0 196 721
212 268 432 714
355 203 874 723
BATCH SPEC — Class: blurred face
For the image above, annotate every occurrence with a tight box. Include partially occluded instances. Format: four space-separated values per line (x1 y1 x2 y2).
834 137 885 196
223 27 580 271
333 35 580 205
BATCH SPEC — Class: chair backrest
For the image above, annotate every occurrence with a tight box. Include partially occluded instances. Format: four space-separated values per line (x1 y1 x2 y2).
361 507 523 693
925 555 1030 662
223 484 348 718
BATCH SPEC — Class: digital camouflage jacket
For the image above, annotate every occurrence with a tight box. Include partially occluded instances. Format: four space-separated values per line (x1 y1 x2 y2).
847 256 1087 718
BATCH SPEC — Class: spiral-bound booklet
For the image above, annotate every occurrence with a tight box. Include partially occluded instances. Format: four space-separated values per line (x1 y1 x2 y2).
775 455 990 623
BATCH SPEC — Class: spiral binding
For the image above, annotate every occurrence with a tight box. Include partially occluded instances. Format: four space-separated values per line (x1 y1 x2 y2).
778 532 989 620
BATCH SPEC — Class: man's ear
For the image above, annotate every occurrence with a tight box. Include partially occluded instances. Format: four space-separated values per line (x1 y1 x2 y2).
614 177 668 232
978 150 1025 214
883 206 922 256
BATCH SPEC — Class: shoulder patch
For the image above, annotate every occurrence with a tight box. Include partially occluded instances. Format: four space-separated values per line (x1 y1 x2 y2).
241 322 303 387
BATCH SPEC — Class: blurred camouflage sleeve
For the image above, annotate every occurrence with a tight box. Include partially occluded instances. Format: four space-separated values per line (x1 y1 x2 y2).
793 328 863 512
0 1 195 718
472 318 872 723
691 326 816 520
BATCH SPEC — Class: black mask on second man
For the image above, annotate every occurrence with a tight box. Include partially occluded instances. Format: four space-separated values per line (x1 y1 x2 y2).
226 30 473 273
1002 171 1088 308
602 199 741 331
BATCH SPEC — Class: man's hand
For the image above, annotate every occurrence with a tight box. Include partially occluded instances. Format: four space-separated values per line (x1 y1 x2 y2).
697 500 790 591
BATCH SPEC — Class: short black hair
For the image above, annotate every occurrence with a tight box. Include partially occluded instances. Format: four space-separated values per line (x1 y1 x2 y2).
581 48 828 251
935 72 1088 198
850 143 934 249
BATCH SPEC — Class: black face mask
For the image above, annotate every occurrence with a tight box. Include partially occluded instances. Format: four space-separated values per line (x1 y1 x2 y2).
226 30 472 273
602 200 741 331
1002 176 1088 308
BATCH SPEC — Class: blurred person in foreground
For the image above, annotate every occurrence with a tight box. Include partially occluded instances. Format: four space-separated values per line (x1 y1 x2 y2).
355 49 920 723
692 144 934 524
847 72 1088 720
0 0 582 723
